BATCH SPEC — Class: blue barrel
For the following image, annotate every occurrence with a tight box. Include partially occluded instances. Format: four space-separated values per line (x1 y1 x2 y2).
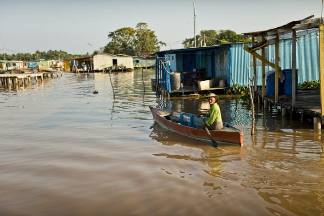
282 69 297 96
266 71 285 97
179 113 196 127
266 71 275 96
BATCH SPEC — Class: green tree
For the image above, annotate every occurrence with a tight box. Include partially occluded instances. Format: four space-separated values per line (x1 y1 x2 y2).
134 22 161 57
183 29 249 48
217 30 247 44
104 22 164 57
104 27 136 55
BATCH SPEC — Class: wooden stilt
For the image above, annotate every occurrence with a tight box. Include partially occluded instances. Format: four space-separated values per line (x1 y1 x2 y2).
320 24 324 123
275 32 280 103
252 36 257 93
261 35 266 99
292 30 297 109
314 117 322 132
281 108 287 118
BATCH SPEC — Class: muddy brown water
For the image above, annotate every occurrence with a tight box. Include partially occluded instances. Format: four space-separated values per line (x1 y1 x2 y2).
0 70 323 216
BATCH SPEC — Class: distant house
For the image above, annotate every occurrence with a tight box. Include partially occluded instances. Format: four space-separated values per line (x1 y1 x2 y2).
0 60 24 71
63 60 71 72
36 60 64 72
133 57 155 69
70 54 134 72
0 61 6 71
27 61 38 70
93 54 134 71
71 56 93 72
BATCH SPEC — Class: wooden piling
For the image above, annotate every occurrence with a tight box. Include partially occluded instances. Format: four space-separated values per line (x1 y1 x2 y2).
261 35 266 99
314 117 322 132
320 24 324 121
275 33 280 103
292 30 297 108
281 108 287 118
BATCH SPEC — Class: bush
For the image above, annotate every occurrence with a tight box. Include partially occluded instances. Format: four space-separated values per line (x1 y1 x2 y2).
228 84 250 101
298 80 320 90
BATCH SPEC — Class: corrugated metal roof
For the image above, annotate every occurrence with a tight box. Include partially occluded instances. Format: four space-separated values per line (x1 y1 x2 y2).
156 44 232 55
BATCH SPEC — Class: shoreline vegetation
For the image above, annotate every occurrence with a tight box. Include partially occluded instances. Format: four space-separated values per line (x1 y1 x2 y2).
1 22 247 61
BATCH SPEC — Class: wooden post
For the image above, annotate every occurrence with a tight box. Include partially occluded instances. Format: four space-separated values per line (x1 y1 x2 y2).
252 36 257 93
292 30 297 109
314 117 322 131
14 78 18 90
282 107 287 118
261 35 266 99
249 83 256 135
320 24 324 121
275 32 280 103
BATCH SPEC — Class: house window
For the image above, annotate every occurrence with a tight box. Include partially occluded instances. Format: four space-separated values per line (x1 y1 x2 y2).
113 59 117 66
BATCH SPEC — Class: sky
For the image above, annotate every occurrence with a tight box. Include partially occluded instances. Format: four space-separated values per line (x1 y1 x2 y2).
0 0 322 54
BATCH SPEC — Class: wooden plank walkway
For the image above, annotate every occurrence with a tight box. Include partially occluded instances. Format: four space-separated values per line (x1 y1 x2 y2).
265 89 321 116
170 86 226 97
0 72 61 90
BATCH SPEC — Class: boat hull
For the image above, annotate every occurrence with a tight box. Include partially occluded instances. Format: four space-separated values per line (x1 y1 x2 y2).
150 106 243 145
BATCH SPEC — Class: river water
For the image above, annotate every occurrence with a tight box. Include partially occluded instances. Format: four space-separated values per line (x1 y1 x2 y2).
0 70 323 216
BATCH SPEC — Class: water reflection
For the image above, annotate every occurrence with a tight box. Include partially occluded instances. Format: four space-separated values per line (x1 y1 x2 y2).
0 69 324 215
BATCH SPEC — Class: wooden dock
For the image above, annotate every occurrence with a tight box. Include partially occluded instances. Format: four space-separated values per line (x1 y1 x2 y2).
260 89 322 129
0 72 61 90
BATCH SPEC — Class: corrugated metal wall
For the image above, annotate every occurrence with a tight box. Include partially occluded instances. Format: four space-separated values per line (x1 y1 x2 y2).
229 43 260 86
229 30 319 86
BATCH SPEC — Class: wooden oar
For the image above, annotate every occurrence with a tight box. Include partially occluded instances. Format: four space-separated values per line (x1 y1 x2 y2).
204 126 218 147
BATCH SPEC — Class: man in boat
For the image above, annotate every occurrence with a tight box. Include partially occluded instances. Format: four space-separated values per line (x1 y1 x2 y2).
204 93 223 130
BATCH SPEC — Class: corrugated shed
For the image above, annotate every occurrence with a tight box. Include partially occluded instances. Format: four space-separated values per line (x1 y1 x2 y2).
230 30 319 86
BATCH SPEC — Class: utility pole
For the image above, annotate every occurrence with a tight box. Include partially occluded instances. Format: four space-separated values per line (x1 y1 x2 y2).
193 0 197 48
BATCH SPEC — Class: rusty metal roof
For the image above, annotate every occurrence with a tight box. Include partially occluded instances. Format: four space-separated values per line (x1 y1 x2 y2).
243 15 316 37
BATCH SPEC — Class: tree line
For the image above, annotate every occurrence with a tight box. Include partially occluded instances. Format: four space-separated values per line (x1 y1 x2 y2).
1 24 249 61
0 50 84 61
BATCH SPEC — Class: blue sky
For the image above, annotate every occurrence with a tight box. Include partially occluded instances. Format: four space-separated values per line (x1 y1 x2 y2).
0 0 322 54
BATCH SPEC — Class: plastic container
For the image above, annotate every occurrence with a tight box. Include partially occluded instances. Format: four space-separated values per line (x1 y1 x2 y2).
198 80 211 90
171 72 181 91
219 79 225 88
179 113 195 127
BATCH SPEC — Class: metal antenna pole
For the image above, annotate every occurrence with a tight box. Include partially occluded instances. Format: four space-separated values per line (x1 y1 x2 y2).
193 0 197 48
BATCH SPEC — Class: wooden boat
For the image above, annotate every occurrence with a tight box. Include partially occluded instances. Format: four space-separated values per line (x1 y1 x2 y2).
150 106 243 145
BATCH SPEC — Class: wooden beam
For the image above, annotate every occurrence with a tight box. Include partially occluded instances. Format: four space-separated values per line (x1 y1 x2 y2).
320 24 324 118
244 46 277 69
292 30 297 109
252 37 257 92
275 33 280 103
261 35 266 98
250 40 267 51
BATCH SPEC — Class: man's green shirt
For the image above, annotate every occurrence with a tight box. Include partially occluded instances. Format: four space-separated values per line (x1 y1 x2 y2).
205 103 222 126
